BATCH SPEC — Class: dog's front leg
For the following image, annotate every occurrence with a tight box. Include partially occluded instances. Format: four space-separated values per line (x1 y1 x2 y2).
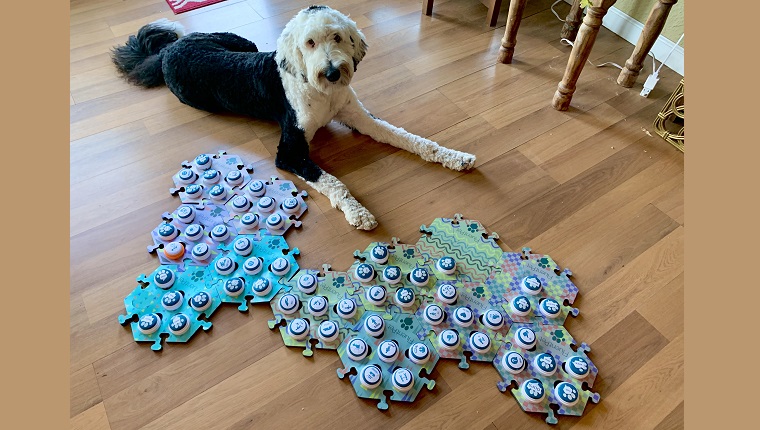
275 122 378 230
335 90 476 171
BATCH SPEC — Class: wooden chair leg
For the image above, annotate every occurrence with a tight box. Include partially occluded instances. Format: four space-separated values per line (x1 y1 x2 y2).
617 0 678 88
497 0 528 64
423 0 434 16
560 0 584 41
552 0 617 111
486 0 504 27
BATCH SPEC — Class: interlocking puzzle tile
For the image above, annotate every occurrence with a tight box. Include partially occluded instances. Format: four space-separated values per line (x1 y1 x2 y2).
170 151 255 205
224 177 308 236
119 265 222 351
417 214 502 284
147 204 239 268
485 249 579 326
347 238 435 314
336 310 439 410
415 280 512 369
314 264 366 329
486 248 579 308
492 323 600 424
197 234 299 312
267 267 358 356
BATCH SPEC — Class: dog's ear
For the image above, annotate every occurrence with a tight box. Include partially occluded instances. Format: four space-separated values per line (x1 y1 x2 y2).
349 26 368 72
276 18 307 81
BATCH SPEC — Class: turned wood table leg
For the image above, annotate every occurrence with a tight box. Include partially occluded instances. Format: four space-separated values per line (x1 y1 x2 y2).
617 0 678 87
497 0 528 64
560 0 584 41
552 0 617 111
486 0 504 27
423 0 434 16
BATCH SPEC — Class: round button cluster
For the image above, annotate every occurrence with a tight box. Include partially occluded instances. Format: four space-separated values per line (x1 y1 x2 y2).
346 337 368 361
251 278 271 297
297 273 318 294
377 340 399 363
359 364 382 390
337 298 357 319
370 245 388 264
382 266 402 284
210 224 230 242
437 284 458 304
436 256 456 275
365 286 387 306
503 351 526 374
355 263 375 283
287 318 310 340
521 275 542 295
363 314 385 337
439 329 460 350
317 320 339 343
409 268 429 287
423 304 445 325
514 327 537 349
392 368 414 392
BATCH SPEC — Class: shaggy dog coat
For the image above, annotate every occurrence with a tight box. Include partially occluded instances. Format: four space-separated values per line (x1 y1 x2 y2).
112 5 476 230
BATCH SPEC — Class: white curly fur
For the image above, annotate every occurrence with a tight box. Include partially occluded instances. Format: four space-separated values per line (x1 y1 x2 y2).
149 18 185 38
275 6 476 230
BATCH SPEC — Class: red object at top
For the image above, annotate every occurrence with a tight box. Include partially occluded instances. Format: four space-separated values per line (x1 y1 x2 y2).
165 0 227 15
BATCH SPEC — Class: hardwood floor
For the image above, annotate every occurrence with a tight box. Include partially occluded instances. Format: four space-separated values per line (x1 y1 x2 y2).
70 0 684 428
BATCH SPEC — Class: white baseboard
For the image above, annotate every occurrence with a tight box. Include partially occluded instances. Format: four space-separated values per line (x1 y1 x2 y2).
601 6 684 76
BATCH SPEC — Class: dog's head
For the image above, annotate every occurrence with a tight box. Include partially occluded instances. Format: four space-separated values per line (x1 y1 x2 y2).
276 5 367 93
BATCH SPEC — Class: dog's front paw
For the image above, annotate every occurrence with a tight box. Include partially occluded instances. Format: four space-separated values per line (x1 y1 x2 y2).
343 203 378 230
440 149 476 171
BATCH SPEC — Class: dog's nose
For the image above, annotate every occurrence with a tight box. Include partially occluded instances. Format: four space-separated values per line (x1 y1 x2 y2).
326 67 341 82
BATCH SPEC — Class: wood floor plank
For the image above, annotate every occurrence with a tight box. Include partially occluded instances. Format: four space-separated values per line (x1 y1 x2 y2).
494 134 676 250
652 181 685 225
530 102 668 184
71 402 111 430
101 314 284 430
227 361 449 430
70 364 102 418
637 272 684 341
70 26 115 50
572 334 683 428
566 227 683 344
138 346 341 430
381 92 470 146
70 65 135 105
438 43 568 117
522 157 683 291
70 129 266 236
653 401 684 430
355 21 517 113
70 0 160 27
70 91 183 141
583 311 670 398
94 303 271 398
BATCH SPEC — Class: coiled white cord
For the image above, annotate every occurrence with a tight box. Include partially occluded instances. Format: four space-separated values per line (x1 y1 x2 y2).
551 0 566 22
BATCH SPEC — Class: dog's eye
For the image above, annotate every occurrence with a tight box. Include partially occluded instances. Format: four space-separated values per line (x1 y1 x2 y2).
334 34 342 43
307 39 315 48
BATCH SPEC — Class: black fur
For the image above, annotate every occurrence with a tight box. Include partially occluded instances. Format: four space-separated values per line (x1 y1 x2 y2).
111 22 181 87
111 26 324 182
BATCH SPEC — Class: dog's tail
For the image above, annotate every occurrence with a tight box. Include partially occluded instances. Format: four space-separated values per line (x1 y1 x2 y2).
111 18 185 88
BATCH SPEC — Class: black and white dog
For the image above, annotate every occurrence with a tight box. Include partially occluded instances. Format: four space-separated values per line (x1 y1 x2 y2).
112 5 476 230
